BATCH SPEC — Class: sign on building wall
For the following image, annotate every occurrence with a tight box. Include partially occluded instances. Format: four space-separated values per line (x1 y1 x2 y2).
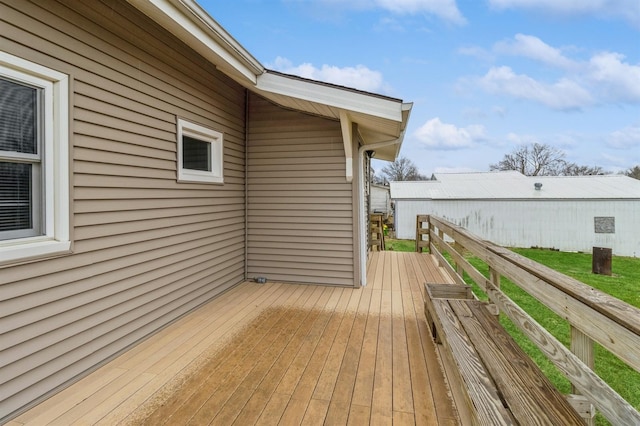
594 217 615 234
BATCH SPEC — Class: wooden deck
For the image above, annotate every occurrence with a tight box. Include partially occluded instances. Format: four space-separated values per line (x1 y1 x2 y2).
11 252 458 425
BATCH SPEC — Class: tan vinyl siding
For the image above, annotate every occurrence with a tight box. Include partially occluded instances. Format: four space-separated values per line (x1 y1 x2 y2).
0 0 246 421
247 94 355 286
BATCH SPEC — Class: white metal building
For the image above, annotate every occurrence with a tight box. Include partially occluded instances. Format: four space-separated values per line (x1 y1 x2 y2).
371 184 392 216
390 171 640 257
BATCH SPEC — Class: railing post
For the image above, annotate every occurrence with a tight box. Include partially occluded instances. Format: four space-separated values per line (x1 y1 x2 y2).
416 215 429 253
571 326 596 425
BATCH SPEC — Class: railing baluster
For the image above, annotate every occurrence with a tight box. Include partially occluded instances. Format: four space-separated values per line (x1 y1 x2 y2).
571 326 596 425
427 215 431 254
489 266 500 314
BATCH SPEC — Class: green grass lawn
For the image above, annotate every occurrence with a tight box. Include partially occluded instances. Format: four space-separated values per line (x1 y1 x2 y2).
386 239 640 424
385 238 416 252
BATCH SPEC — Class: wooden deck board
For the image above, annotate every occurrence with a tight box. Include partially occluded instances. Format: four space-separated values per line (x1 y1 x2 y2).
13 252 457 426
347 403 371 425
392 289 414 416
254 393 290 425
312 289 362 401
323 288 371 424
126 285 294 425
208 287 327 425
186 286 315 424
371 288 393 420
231 286 331 426
350 285 382 409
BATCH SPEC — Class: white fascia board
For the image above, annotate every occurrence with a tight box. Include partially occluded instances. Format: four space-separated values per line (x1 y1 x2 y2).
257 72 404 123
129 0 263 85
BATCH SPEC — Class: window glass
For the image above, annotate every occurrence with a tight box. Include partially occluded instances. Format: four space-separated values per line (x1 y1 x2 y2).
0 79 38 153
182 135 212 172
0 162 32 234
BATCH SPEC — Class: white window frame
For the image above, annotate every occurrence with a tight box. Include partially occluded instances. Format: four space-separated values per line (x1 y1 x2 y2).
177 118 224 184
0 52 70 265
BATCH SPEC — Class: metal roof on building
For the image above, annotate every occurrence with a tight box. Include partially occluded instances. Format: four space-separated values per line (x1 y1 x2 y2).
390 171 640 200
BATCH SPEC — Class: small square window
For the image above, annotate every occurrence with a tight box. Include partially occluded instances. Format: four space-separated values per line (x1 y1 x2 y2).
177 118 223 184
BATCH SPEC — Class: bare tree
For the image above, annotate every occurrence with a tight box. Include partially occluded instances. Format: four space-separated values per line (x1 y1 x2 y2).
490 143 566 176
380 156 427 183
561 163 604 176
624 165 640 180
490 143 604 176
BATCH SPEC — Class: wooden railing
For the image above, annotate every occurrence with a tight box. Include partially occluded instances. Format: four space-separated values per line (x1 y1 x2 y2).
415 214 429 253
420 215 640 425
370 213 384 251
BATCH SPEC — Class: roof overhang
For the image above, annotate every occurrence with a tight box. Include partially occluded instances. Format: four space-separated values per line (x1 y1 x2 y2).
255 71 412 162
129 0 411 163
127 0 264 85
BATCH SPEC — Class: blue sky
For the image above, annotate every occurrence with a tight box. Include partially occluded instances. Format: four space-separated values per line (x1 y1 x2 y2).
200 0 640 176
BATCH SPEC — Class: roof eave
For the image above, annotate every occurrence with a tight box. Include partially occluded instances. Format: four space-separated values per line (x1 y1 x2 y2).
256 71 405 122
376 102 412 161
127 0 264 85
256 72 411 161
362 102 411 162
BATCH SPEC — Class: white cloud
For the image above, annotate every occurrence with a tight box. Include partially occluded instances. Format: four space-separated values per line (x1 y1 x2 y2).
469 35 640 109
588 52 640 103
414 117 486 150
487 0 640 27
494 34 578 70
269 57 386 92
316 0 466 25
608 125 640 149
477 66 593 110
